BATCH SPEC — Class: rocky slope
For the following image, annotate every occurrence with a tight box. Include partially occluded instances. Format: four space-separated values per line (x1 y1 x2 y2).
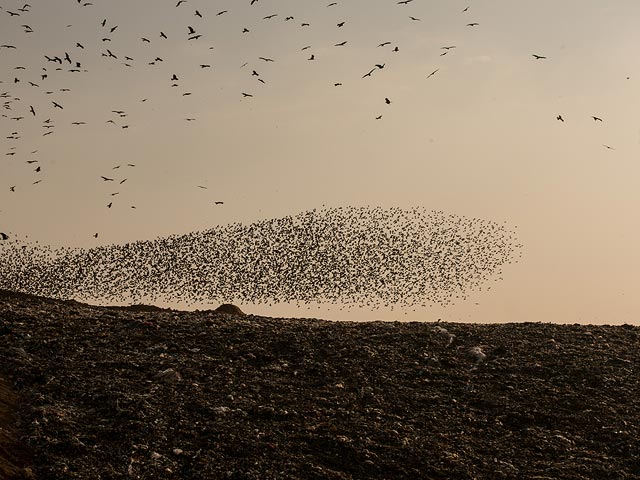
0 290 638 479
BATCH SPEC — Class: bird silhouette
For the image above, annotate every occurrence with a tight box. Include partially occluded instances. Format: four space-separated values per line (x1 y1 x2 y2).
362 68 376 78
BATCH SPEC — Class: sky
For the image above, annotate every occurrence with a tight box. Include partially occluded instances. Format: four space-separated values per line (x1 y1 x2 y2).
0 0 639 323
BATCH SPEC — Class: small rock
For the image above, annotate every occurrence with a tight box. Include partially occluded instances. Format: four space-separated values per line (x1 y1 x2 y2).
155 368 181 383
214 304 245 316
469 346 486 363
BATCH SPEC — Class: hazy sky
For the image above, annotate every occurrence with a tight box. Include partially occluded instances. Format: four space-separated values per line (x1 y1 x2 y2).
1 0 639 323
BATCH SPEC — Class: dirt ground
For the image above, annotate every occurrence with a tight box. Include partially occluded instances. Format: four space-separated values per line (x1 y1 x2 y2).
0 289 638 479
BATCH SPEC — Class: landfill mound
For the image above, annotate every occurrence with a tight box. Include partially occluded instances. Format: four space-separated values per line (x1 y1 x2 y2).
0 290 638 479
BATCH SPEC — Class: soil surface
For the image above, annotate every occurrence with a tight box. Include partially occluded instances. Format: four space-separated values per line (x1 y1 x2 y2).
0 289 638 479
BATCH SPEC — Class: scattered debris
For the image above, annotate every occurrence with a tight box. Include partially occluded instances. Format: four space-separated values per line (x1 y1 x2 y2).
0 290 638 479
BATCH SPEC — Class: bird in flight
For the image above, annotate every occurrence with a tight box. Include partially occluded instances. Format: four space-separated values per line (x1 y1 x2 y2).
214 201 224 205
426 69 439 79
557 115 564 122
532 54 547 60
362 68 376 78
0 232 8 241
101 176 114 181
591 116 603 122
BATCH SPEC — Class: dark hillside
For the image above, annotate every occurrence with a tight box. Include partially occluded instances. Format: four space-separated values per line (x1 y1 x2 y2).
0 290 638 479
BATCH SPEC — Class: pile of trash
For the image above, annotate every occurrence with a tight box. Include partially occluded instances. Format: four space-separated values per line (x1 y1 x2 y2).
0 290 638 479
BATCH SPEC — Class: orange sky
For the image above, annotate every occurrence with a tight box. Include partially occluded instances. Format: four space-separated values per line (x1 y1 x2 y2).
1 0 639 323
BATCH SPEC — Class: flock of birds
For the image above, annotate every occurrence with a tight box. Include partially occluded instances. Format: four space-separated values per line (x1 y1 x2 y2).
0 207 522 309
2 0 621 215
0 0 529 310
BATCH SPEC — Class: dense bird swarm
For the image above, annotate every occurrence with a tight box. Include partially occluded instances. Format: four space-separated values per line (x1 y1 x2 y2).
0 207 521 309
0 290 639 479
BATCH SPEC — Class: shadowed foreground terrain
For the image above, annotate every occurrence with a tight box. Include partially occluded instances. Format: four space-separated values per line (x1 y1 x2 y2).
0 290 638 479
